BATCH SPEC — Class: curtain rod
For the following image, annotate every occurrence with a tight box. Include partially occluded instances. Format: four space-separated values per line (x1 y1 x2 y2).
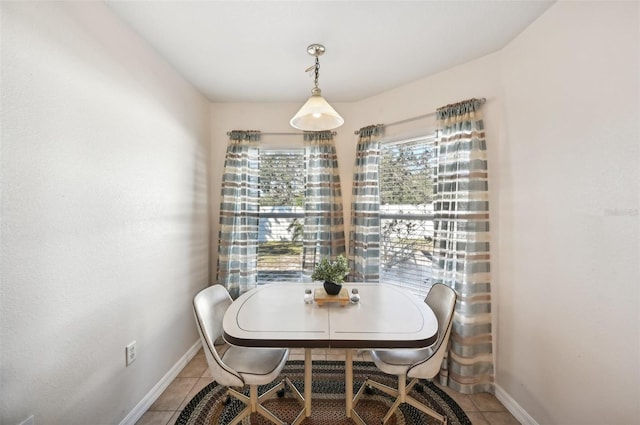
354 97 486 135
226 131 337 136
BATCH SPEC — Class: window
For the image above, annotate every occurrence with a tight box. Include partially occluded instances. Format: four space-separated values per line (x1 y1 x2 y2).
243 137 435 293
257 149 306 283
379 135 436 297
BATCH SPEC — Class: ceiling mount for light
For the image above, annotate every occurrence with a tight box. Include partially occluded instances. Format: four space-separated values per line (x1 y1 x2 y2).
290 43 344 131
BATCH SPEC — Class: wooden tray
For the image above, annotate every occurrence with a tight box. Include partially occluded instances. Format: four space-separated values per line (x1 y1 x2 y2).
314 287 350 306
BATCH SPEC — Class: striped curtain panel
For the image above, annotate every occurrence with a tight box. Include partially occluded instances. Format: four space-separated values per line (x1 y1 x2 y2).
432 99 494 394
216 131 260 299
348 125 383 282
302 131 346 275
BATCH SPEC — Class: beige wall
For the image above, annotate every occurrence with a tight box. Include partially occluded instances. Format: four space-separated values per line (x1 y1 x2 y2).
1 3 211 424
498 1 639 424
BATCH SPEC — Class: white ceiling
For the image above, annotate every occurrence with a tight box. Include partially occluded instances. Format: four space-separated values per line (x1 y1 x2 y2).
106 1 554 103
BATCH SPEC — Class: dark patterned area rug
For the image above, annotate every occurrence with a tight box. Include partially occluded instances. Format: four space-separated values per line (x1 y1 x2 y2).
176 361 471 425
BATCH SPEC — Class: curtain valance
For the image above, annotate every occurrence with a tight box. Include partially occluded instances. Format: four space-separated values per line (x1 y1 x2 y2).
356 124 384 138
303 131 334 142
228 130 260 141
436 98 485 121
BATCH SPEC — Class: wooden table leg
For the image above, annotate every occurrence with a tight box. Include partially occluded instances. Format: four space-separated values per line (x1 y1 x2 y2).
305 348 312 417
345 349 353 418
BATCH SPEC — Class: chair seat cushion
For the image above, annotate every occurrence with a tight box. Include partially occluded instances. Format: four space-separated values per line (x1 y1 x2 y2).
222 346 289 385
371 348 432 376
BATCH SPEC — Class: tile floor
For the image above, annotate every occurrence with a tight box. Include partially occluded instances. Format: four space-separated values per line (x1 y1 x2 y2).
135 347 520 425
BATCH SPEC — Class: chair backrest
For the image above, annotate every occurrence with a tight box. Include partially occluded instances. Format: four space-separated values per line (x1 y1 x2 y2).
192 285 244 387
407 283 457 379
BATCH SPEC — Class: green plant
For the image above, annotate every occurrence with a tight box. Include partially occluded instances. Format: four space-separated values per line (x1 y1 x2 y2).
311 255 349 284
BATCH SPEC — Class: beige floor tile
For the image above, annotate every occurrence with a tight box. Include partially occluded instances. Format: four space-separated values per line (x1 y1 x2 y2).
179 377 215 410
134 410 174 425
434 384 478 413
168 411 182 425
177 355 208 378
470 392 506 412
149 377 198 411
465 412 490 425
482 411 521 425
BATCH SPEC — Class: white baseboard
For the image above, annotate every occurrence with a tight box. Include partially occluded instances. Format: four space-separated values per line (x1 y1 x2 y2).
119 340 202 425
495 384 539 425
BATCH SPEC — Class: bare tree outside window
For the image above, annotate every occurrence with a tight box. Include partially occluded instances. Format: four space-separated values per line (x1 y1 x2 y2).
257 150 306 283
379 136 436 296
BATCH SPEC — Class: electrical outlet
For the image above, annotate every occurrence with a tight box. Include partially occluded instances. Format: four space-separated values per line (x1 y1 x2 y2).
126 341 137 366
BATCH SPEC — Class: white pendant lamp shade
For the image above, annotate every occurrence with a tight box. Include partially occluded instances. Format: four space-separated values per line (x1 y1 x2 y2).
290 88 344 131
290 44 344 131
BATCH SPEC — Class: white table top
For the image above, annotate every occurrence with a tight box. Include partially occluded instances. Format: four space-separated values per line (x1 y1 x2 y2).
223 283 438 349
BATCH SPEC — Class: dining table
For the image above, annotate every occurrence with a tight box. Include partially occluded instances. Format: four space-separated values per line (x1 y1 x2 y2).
222 282 438 425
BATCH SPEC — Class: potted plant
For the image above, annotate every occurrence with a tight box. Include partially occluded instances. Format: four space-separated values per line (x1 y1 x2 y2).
311 254 349 295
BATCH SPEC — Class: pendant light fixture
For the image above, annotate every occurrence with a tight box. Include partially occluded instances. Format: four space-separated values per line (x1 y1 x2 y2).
290 44 344 131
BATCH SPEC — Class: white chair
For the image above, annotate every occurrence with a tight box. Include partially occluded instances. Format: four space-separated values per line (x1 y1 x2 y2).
193 285 303 425
353 283 457 424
